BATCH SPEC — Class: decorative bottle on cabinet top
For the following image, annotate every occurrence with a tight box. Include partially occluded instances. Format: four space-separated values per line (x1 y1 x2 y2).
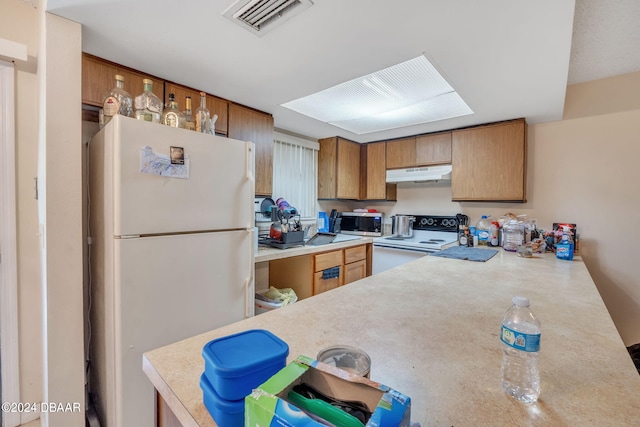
183 95 195 131
195 91 210 133
101 74 132 128
161 93 186 128
134 79 162 123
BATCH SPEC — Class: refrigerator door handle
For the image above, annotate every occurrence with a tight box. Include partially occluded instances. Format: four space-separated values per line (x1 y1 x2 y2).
246 142 254 181
245 227 255 317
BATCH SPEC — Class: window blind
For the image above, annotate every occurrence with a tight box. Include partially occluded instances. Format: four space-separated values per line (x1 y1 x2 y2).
272 132 318 220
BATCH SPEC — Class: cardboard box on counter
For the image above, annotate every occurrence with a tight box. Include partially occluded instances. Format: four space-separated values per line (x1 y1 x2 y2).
246 355 411 427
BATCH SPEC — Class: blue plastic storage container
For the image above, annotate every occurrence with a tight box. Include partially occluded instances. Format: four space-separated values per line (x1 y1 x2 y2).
202 329 289 401
200 373 244 427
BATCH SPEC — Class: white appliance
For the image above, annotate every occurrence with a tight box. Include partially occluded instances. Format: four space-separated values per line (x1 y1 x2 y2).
88 115 254 427
372 215 458 274
385 165 452 183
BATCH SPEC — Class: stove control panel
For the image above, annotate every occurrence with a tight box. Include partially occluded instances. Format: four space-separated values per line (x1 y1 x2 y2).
412 215 459 232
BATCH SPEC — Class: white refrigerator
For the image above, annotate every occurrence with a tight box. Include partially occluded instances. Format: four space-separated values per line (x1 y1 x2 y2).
88 115 255 427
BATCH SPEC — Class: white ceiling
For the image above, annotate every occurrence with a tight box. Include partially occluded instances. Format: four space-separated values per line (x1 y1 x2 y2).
45 0 640 143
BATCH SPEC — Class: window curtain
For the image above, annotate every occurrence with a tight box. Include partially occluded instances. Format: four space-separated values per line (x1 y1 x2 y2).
272 132 319 220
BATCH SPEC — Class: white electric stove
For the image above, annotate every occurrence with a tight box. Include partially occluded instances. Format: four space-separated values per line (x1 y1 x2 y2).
372 215 459 274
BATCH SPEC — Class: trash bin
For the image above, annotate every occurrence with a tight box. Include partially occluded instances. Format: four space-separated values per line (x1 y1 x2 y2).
627 343 640 375
255 287 297 315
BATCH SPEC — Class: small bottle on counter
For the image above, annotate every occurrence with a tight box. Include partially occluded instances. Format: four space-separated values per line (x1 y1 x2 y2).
489 221 500 246
501 296 541 403
459 225 472 247
555 226 575 261
476 215 491 246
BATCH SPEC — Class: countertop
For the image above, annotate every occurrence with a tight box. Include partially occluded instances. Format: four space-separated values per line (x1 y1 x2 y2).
143 250 640 426
255 235 373 263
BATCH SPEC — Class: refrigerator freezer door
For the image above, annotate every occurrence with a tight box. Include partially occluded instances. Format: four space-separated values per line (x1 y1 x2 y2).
93 115 254 236
111 230 253 427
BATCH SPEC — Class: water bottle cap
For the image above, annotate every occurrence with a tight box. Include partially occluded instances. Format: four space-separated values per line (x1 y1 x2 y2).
481 215 488 218
512 296 530 307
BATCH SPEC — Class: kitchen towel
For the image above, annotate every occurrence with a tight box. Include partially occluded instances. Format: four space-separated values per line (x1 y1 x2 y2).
430 246 498 262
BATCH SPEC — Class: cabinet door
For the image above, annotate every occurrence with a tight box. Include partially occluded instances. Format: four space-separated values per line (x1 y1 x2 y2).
344 245 366 265
165 83 229 135
416 132 452 166
336 138 361 199
314 250 343 272
228 103 274 196
451 119 526 201
318 137 338 199
361 142 387 200
344 260 366 285
82 53 164 108
385 137 416 169
313 271 341 295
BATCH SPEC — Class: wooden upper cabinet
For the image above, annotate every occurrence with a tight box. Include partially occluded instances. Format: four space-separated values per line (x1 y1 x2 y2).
451 119 527 202
385 137 416 169
318 137 338 199
360 142 389 200
416 132 452 166
318 137 360 199
82 53 164 108
228 103 274 196
164 83 229 135
336 138 361 199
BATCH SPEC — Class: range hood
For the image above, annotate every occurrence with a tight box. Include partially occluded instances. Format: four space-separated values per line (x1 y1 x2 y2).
386 165 452 183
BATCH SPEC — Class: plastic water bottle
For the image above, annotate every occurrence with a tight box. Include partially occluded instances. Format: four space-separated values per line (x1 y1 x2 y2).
476 215 492 246
500 296 541 403
503 219 524 252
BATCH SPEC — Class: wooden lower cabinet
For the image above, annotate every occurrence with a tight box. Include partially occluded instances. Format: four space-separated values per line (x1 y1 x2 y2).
268 244 371 300
344 259 366 284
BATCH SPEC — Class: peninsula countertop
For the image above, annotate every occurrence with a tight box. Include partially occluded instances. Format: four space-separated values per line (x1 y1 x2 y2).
143 250 640 426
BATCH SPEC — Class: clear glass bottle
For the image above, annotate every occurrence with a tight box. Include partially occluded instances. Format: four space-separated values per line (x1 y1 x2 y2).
195 91 210 133
161 93 186 128
134 79 162 123
101 74 133 128
183 95 195 131
501 296 541 403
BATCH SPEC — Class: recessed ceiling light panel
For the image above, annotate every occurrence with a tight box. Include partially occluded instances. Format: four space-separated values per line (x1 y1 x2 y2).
281 55 473 134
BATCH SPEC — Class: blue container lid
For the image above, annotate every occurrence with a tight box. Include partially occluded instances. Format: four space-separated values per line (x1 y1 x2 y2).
202 329 289 379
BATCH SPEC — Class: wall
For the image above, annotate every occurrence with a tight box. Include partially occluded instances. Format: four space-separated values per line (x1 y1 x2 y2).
0 0 43 416
38 8 85 426
320 73 640 346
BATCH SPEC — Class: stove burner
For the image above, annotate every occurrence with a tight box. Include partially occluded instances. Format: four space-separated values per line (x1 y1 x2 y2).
385 236 409 240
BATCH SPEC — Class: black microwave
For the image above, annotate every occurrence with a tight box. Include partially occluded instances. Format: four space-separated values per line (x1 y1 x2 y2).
339 212 384 236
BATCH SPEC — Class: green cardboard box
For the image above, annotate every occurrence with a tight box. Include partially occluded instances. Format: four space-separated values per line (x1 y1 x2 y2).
245 355 411 427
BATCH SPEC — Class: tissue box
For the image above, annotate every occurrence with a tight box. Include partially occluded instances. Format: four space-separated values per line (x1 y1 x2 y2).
245 355 411 427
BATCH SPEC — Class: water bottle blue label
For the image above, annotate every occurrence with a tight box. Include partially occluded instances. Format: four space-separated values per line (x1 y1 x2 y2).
501 325 540 352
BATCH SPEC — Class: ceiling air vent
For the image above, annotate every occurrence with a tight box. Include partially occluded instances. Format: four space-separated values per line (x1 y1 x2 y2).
223 0 314 36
